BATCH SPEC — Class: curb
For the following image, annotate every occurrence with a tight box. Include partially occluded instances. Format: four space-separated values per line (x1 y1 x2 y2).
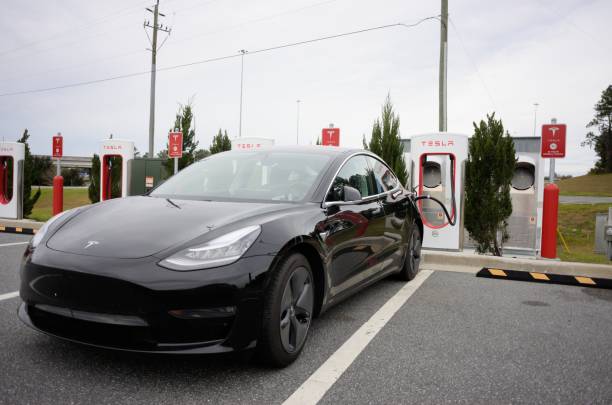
476 267 612 289
421 250 612 279
0 219 44 235
0 226 37 235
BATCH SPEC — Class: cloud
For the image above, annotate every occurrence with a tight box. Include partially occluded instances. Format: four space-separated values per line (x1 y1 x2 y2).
0 0 609 175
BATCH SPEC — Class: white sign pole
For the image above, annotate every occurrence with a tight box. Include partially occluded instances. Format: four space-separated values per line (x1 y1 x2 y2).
174 157 178 174
549 118 557 183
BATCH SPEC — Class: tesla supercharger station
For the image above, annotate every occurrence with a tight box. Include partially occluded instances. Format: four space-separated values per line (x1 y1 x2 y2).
407 133 468 251
506 137 545 255
0 142 25 219
100 139 134 201
231 137 275 150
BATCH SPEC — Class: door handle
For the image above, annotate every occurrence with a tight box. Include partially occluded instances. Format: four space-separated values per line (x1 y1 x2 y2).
365 207 381 216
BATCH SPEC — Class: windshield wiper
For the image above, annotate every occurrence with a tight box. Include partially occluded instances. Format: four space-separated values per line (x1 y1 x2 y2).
166 198 181 209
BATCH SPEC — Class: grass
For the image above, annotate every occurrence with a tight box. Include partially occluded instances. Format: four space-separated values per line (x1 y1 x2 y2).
557 173 612 197
28 187 91 222
557 203 612 265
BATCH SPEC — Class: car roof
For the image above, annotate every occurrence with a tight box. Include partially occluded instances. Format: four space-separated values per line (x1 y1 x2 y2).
225 145 364 158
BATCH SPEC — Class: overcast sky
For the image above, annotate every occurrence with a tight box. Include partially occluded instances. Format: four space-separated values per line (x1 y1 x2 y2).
1 0 610 175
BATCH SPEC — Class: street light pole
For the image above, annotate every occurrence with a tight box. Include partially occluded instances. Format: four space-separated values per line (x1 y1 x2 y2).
238 49 247 138
533 102 539 137
296 99 301 145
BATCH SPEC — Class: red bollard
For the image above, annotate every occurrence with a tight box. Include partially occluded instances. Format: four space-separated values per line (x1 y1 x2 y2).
541 183 559 259
52 176 64 216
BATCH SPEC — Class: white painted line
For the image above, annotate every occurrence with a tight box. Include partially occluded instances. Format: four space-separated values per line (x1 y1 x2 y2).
0 291 19 301
283 270 433 405
0 242 29 248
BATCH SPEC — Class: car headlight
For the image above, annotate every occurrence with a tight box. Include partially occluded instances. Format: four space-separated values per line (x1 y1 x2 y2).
159 225 261 271
31 209 73 249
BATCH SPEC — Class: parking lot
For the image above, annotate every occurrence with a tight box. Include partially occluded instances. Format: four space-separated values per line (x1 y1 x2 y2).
1 231 612 405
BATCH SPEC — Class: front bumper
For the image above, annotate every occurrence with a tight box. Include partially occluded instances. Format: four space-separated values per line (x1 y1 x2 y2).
18 248 275 354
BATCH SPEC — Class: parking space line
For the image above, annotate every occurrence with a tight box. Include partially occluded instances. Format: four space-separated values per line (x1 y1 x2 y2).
0 291 19 301
0 242 29 248
283 270 433 405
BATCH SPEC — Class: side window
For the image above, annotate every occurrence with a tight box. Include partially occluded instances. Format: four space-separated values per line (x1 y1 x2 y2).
327 156 376 201
368 157 399 192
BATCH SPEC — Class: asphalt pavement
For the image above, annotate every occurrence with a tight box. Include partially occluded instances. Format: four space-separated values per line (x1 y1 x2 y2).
1 232 611 405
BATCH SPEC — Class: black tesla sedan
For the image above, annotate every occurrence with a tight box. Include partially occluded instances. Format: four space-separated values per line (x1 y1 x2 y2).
19 146 423 367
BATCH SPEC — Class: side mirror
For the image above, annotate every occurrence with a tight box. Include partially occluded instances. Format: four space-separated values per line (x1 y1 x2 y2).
343 185 362 202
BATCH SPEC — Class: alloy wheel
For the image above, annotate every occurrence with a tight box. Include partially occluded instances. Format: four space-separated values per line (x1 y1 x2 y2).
279 266 313 353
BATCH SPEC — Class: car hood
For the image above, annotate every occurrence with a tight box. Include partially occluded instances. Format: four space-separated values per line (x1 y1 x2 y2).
46 196 293 259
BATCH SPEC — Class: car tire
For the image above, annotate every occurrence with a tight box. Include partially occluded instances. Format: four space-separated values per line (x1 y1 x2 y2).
257 252 315 367
398 225 422 281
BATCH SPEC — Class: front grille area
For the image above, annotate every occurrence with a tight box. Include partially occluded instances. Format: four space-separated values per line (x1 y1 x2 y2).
28 304 158 350
20 262 241 350
27 304 234 350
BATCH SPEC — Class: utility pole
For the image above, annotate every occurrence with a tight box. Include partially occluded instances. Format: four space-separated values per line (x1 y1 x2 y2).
438 0 448 132
296 100 301 145
238 49 248 138
144 1 170 158
532 102 539 137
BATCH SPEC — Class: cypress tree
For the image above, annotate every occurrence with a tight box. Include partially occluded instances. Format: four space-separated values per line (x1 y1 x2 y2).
364 94 408 186
88 154 100 203
16 129 41 218
464 113 516 256
209 129 232 154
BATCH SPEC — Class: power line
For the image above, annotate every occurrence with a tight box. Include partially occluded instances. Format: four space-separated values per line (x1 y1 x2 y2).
0 49 147 85
172 0 342 45
0 0 152 57
1 0 343 83
533 0 611 53
0 16 439 98
447 17 497 112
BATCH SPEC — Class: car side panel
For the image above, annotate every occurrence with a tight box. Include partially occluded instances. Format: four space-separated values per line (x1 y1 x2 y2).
318 200 389 298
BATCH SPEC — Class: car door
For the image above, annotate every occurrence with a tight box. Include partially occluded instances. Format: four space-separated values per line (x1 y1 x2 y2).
367 156 412 273
320 155 388 298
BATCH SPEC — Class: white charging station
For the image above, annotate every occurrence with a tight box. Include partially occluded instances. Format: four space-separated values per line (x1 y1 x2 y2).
0 142 25 219
100 139 134 201
407 133 469 251
231 137 275 150
506 137 545 255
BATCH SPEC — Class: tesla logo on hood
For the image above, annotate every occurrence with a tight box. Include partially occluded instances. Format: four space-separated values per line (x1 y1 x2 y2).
84 241 100 249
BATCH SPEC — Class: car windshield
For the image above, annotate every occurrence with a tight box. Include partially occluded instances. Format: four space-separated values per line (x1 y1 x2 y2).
150 150 332 202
